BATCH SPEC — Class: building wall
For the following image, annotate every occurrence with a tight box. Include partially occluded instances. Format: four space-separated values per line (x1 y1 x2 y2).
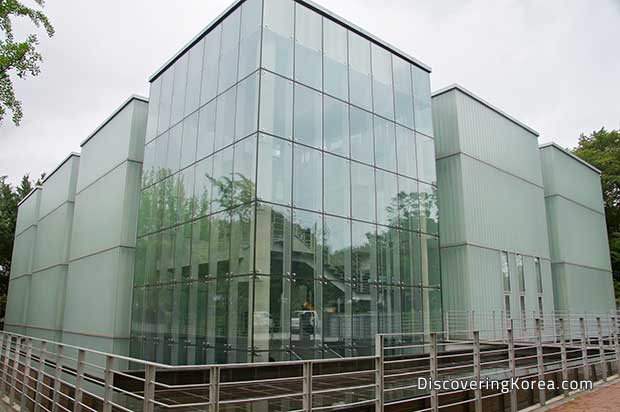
62 98 148 354
131 0 440 365
433 87 554 334
540 144 615 314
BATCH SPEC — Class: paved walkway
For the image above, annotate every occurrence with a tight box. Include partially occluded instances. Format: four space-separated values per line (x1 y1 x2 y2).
548 382 620 411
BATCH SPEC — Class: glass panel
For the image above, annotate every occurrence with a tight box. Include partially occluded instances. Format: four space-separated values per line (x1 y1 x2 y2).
395 125 417 180
516 254 525 292
416 133 436 185
323 95 349 157
350 107 374 165
418 181 438 235
351 221 375 285
155 132 170 180
145 78 161 143
201 27 221 105
138 186 155 236
185 41 204 116
177 166 195 224
324 153 350 218
501 251 510 292
197 100 216 161
215 86 237 151
152 182 164 232
157 67 174 135
402 286 422 335
421 234 440 287
191 216 210 280
194 156 213 218
412 65 433 137
398 176 419 233
350 161 375 223
160 176 178 229
535 257 543 293
235 72 259 141
399 230 421 286
218 8 241 92
392 56 414 129
142 141 156 187
323 19 348 101
348 32 372 111
371 44 394 120
262 0 294 78
375 170 398 227
257 134 292 205
175 223 192 280
209 211 231 279
159 228 176 283
259 70 293 139
166 123 183 174
255 204 291 276
180 111 199 170
232 135 257 206
374 116 396 172
230 204 256 275
323 278 347 356
426 287 442 332
211 146 234 213
290 276 321 357
294 83 322 149
323 215 351 282
295 4 322 90
293 144 322 211
170 54 188 126
292 209 322 279
238 0 262 80
253 274 290 361
376 226 398 284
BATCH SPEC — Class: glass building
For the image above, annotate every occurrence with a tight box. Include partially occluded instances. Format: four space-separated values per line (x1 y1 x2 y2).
130 0 440 365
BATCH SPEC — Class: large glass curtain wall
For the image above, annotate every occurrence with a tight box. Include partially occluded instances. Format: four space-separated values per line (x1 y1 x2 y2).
133 0 440 365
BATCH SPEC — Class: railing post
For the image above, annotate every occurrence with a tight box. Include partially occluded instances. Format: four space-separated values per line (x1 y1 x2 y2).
303 361 312 412
507 326 517 412
597 317 607 381
9 337 22 404
143 364 156 412
430 332 438 412
1 335 13 395
375 335 384 412
612 315 620 375
580 318 590 382
34 341 48 412
209 366 220 412
103 355 114 412
559 319 569 398
73 350 86 412
535 319 546 406
51 345 64 412
473 331 482 412
20 339 33 412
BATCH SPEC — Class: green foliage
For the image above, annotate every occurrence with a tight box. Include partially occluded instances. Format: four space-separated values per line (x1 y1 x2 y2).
0 174 42 317
0 0 54 126
572 127 620 305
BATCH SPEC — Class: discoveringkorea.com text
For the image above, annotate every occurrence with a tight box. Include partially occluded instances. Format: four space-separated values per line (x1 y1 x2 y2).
417 377 593 394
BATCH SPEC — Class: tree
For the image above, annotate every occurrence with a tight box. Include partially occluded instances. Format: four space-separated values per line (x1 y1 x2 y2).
0 174 42 317
572 128 620 304
0 0 54 126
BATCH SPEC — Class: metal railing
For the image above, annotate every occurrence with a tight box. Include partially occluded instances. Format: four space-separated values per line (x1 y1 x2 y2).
0 311 619 412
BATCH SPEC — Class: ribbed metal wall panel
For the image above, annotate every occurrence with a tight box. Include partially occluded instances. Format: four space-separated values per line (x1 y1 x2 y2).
552 263 615 313
454 91 543 186
32 203 74 271
38 155 80 218
545 196 611 270
9 227 37 279
439 245 470 312
436 155 467 246
540 145 605 213
460 155 550 258
432 90 460 158
15 189 40 235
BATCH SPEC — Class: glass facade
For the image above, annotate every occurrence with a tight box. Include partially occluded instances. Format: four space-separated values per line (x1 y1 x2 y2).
132 0 439 365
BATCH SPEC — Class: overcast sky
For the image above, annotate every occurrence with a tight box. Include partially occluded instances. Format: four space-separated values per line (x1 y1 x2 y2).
1 0 619 185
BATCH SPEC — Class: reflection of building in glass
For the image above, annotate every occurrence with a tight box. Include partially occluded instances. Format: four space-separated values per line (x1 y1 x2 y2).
130 0 441 364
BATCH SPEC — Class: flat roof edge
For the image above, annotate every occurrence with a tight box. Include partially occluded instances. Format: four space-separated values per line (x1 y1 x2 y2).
432 84 540 137
80 95 149 147
539 142 602 174
17 186 42 207
148 0 431 83
41 152 80 185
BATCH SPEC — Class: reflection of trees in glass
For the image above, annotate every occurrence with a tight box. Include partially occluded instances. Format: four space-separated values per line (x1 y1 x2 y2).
386 187 438 232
